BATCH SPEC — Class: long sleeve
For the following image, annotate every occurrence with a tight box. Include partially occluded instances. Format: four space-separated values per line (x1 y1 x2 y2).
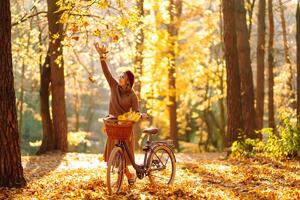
100 60 117 87
131 92 140 112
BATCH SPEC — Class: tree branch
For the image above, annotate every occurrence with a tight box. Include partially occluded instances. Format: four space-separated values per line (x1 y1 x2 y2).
12 11 47 27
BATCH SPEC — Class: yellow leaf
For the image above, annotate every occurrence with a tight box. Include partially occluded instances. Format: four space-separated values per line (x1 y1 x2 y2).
98 0 109 9
93 29 101 37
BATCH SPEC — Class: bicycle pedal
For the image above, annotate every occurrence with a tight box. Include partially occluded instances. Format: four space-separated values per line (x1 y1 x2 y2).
142 147 149 151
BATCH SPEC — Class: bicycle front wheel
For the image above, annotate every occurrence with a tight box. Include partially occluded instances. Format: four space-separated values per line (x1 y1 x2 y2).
107 147 125 194
148 144 176 186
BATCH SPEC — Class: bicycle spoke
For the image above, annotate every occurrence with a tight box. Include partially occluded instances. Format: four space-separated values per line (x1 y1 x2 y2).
111 159 117 173
149 173 170 181
107 148 128 195
159 152 165 161
165 156 170 166
149 167 167 172
153 151 166 166
110 151 123 192
148 146 175 186
152 150 171 170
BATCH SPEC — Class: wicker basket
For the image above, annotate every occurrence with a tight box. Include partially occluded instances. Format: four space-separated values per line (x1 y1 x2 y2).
103 118 134 140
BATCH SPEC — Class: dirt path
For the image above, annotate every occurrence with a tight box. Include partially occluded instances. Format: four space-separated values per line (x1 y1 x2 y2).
0 152 299 199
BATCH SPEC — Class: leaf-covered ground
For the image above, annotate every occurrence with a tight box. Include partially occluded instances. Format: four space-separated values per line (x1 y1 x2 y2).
0 152 299 199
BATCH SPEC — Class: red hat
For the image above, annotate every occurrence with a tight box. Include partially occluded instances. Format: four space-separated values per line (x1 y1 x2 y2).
125 70 135 88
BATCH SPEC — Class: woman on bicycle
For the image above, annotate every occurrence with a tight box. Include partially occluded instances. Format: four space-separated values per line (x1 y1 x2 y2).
94 42 143 185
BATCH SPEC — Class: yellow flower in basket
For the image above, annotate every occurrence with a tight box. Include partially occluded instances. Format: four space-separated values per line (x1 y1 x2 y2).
117 111 140 124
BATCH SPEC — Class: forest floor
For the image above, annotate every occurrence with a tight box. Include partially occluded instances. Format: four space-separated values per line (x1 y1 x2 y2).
0 152 299 199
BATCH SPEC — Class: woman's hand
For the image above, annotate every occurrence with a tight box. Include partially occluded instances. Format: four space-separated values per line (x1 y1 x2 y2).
94 42 108 60
140 113 151 120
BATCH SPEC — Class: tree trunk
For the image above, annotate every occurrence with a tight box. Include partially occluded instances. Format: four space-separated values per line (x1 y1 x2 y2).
256 0 266 131
168 61 179 150
18 59 26 133
203 78 212 151
235 0 257 139
279 0 291 65
38 0 68 153
0 0 26 187
167 0 182 150
49 0 68 151
18 19 33 133
74 92 80 132
86 49 95 132
246 0 256 39
134 0 144 101
218 67 226 148
73 75 80 132
36 8 55 154
134 0 144 150
279 0 295 108
268 0 276 131
184 105 193 142
203 111 212 151
219 3 227 150
85 96 94 132
222 0 244 148
296 1 300 124
37 53 55 154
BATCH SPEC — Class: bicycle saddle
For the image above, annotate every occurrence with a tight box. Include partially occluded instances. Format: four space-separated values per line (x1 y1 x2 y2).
142 127 158 135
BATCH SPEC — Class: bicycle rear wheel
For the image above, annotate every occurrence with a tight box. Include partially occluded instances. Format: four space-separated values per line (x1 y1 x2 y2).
107 147 125 194
147 145 176 186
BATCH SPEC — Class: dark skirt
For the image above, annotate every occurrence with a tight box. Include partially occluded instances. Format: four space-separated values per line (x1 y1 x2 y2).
103 131 135 166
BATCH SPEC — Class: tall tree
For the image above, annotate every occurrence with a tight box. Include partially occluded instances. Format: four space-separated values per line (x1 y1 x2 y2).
38 0 68 153
18 18 34 133
0 0 26 187
256 0 266 131
48 0 68 151
279 0 295 108
38 51 55 154
234 0 257 139
218 3 226 149
297 1 300 124
134 0 144 101
36 6 55 155
246 0 256 38
134 0 144 149
73 74 81 132
268 0 275 131
167 0 182 150
222 0 244 147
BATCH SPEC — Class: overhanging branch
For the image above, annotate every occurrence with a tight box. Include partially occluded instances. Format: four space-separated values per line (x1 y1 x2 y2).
12 11 47 27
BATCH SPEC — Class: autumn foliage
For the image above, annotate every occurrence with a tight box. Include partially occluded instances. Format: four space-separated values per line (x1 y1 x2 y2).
0 152 299 199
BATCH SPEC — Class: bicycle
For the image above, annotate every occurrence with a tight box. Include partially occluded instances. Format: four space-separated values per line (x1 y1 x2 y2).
103 116 176 194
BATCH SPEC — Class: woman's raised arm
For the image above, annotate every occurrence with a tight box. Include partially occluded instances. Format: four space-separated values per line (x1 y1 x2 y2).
94 43 117 87
99 59 117 87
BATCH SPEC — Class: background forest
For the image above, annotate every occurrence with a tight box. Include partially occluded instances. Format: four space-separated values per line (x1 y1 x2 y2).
10 0 299 155
1 0 300 198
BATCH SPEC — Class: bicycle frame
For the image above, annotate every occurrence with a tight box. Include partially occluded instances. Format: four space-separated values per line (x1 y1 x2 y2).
115 140 148 179
115 138 175 179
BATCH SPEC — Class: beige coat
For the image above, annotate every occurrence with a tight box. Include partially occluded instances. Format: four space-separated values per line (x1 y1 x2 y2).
101 60 139 165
